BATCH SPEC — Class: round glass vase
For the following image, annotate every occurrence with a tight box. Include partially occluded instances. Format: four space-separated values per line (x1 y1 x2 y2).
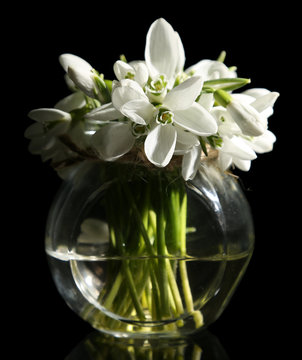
45 159 254 339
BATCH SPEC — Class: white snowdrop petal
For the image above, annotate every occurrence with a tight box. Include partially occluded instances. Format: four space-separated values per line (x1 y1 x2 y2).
243 88 270 98
249 130 276 153
227 100 267 136
145 18 179 82
24 122 44 139
176 126 199 146
175 31 186 75
28 108 71 123
112 79 148 111
120 99 155 125
164 76 203 110
144 124 177 167
182 145 201 180
174 142 191 155
91 122 135 161
218 152 233 171
52 122 71 136
28 135 56 154
132 62 149 86
55 92 86 112
197 93 214 112
221 136 257 160
67 67 96 98
231 93 255 105
250 92 280 113
232 158 251 171
59 53 92 73
113 60 134 81
85 103 121 122
174 102 218 136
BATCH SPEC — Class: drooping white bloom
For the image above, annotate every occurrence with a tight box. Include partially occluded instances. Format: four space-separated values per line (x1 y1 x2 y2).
145 18 185 88
25 122 74 164
27 108 72 136
227 98 267 136
214 89 279 137
59 53 110 103
67 66 97 98
59 54 96 97
231 91 279 134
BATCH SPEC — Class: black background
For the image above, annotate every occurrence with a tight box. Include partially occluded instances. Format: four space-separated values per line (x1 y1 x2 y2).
5 2 298 358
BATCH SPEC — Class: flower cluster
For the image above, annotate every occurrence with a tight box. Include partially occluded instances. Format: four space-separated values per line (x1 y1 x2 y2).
25 18 279 180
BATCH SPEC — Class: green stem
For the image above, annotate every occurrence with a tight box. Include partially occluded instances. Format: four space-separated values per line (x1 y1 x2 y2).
156 175 171 317
179 191 204 328
121 260 146 320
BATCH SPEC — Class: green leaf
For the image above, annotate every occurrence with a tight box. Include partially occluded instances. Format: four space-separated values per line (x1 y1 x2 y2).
204 77 251 92
199 137 208 156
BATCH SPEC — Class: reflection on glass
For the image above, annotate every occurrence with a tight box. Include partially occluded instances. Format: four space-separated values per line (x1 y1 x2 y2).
65 330 229 360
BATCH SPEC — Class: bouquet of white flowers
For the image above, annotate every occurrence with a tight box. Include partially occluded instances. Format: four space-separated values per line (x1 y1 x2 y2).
25 18 279 179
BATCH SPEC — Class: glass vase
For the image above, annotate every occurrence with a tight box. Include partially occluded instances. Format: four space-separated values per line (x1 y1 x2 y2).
45 159 254 339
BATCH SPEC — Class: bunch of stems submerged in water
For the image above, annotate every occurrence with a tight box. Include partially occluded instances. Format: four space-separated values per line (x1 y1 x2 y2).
82 164 203 333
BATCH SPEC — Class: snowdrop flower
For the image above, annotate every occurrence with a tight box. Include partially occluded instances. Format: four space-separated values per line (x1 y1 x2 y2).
214 89 279 137
113 60 149 87
27 108 72 136
59 53 95 95
25 90 89 160
59 53 110 104
111 78 153 125
25 122 73 164
185 59 237 80
211 106 242 137
212 99 277 172
145 18 185 88
88 80 150 161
